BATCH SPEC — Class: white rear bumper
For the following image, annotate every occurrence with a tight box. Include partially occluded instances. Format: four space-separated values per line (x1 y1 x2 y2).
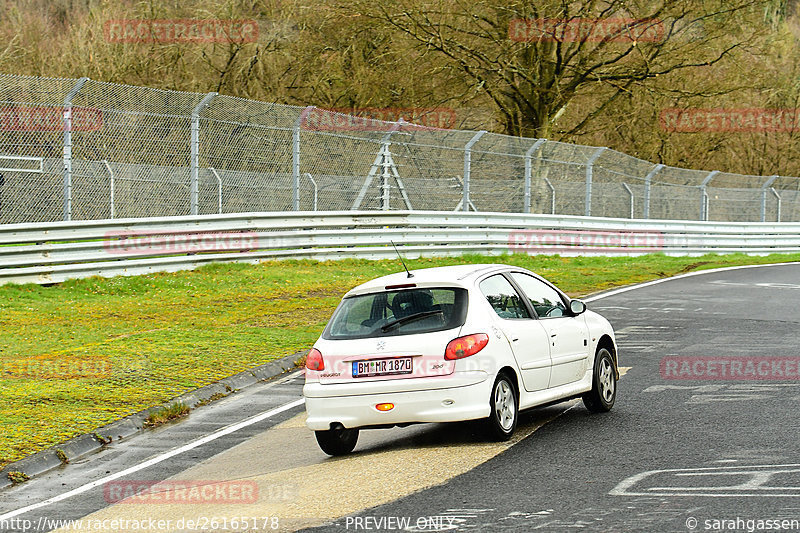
304 371 492 430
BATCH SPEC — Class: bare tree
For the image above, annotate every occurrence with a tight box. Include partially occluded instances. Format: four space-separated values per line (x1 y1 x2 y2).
344 0 768 138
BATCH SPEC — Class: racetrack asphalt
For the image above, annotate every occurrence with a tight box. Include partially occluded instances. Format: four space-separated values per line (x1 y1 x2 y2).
1 262 799 532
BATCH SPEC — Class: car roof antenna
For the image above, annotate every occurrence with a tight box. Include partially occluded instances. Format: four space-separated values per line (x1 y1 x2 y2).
391 240 414 278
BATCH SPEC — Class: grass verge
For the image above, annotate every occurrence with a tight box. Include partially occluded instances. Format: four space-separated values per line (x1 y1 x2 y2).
1 252 798 467
143 402 190 428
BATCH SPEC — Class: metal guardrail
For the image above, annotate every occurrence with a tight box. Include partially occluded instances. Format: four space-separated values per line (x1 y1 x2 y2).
2 211 800 286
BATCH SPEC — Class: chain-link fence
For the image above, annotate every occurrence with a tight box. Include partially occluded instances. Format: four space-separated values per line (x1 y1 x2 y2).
1 73 799 224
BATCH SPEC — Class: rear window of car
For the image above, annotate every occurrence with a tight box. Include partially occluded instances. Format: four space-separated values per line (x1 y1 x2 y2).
322 288 468 340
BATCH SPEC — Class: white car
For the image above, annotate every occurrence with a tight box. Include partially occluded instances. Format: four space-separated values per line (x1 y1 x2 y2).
303 264 618 455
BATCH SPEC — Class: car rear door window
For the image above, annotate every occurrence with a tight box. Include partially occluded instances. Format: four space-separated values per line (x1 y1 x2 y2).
510 273 568 318
479 275 530 319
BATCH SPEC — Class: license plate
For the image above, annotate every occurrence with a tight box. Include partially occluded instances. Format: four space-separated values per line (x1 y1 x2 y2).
352 357 413 378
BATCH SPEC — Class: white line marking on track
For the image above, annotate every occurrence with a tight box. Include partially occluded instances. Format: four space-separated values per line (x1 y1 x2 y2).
0 396 305 521
610 463 800 497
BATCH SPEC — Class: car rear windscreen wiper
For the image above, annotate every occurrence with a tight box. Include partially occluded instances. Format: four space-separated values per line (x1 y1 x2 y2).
381 310 443 332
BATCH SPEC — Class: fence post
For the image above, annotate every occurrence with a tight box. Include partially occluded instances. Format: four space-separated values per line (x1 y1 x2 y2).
293 106 315 210
380 144 392 210
304 173 318 211
544 178 555 214
190 92 217 216
103 160 115 219
209 167 223 214
62 77 89 221
771 187 782 222
352 120 404 210
643 163 664 219
463 131 486 212
584 147 606 217
524 139 546 213
699 170 719 221
760 175 779 222
622 182 634 218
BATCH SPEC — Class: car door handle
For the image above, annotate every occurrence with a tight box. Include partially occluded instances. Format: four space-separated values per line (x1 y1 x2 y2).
550 333 557 337
512 338 519 342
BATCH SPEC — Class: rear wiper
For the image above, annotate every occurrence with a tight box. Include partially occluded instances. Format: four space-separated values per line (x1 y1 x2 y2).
381 310 443 332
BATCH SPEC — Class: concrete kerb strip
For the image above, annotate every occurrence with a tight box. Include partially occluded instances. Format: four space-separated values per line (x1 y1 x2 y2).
0 351 306 490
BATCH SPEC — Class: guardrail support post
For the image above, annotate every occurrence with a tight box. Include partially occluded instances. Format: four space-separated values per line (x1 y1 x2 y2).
585 147 606 217
103 160 115 219
643 163 664 219
622 182 634 218
293 106 315 211
524 139 546 213
62 77 89 221
544 178 555 214
463 131 487 212
760 175 779 222
699 170 719 221
190 92 217 216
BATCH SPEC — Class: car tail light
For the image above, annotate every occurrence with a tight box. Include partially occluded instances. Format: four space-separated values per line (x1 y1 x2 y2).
306 348 325 371
445 333 489 360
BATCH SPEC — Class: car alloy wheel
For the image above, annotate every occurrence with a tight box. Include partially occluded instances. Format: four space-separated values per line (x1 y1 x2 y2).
487 374 518 441
583 347 616 413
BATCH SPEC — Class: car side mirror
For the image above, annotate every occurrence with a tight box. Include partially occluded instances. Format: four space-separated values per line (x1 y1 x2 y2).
570 299 586 315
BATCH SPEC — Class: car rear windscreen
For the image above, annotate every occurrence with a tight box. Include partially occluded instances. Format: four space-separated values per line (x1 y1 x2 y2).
323 288 468 340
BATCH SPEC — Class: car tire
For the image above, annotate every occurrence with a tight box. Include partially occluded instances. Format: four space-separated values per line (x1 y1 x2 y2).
486 373 518 441
582 347 617 413
315 426 359 456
